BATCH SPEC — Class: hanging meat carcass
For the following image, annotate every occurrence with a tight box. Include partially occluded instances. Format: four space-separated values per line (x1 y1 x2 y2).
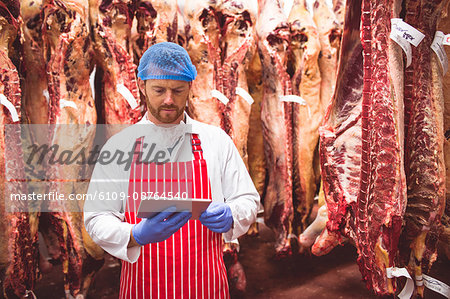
399 0 447 296
246 48 266 218
437 0 450 261
184 0 222 128
332 0 345 27
132 0 156 63
315 0 408 295
308 0 347 253
131 0 181 111
148 0 179 44
312 0 341 114
177 5 186 47
43 0 97 126
288 0 322 238
222 241 247 295
185 0 256 149
41 0 105 297
132 0 179 64
21 0 49 127
98 0 135 55
299 183 329 248
185 0 257 291
307 3 342 235
354 0 407 294
256 0 293 256
214 0 257 165
21 0 61 277
89 0 142 127
0 1 40 297
313 0 363 257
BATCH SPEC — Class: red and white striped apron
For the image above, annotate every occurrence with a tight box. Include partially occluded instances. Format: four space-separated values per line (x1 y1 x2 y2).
120 134 229 299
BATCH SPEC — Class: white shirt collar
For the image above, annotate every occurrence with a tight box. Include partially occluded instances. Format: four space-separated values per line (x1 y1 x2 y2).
138 111 200 134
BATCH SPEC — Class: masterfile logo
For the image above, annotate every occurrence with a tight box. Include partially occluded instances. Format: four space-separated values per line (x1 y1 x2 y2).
3 123 197 213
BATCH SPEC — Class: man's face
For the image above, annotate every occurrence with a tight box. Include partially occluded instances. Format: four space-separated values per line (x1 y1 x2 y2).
140 79 190 124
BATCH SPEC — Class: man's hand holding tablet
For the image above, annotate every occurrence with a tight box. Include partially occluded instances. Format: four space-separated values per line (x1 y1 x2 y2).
131 206 191 245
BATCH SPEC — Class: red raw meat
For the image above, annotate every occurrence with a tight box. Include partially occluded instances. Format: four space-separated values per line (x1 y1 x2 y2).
356 0 406 294
0 2 39 296
256 0 294 256
400 0 447 296
315 0 363 256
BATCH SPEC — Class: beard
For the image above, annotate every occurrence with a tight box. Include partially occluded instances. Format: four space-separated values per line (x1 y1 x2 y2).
147 103 185 124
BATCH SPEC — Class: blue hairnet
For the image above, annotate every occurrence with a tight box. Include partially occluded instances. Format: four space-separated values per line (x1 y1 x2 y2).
137 42 197 82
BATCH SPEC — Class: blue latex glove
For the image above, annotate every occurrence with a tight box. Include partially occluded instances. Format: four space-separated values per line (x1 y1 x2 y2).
199 202 233 233
132 206 191 246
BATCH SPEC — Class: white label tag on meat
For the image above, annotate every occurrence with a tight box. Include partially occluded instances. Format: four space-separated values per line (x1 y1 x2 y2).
255 217 265 224
280 95 311 118
235 87 254 105
423 274 450 298
89 66 96 100
211 89 229 105
24 290 37 299
42 89 50 103
116 84 138 109
280 95 307 105
60 99 78 110
443 34 450 45
0 94 19 122
390 29 413 67
416 274 424 286
386 267 414 299
431 31 449 74
390 18 425 47
390 19 414 67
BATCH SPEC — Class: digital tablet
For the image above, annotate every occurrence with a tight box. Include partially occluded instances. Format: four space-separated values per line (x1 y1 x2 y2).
136 197 211 220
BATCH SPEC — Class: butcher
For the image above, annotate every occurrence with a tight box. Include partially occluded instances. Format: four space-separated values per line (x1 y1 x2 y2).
84 42 259 298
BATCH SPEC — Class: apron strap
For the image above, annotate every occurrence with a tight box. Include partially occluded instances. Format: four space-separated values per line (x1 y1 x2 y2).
191 133 204 160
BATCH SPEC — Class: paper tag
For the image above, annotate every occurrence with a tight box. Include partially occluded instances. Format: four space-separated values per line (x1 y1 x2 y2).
42 89 50 103
280 95 311 118
443 34 450 46
390 28 413 67
416 275 424 286
390 18 425 47
235 87 254 105
64 289 72 299
89 66 96 100
60 99 78 110
116 84 138 109
0 94 19 122
255 217 265 224
211 89 229 105
390 19 414 67
280 95 307 105
24 290 37 299
431 31 449 74
423 274 450 298
226 238 240 252
386 267 414 299
227 238 239 245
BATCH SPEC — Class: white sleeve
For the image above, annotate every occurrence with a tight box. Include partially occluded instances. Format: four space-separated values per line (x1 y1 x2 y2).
219 131 260 241
83 140 141 263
